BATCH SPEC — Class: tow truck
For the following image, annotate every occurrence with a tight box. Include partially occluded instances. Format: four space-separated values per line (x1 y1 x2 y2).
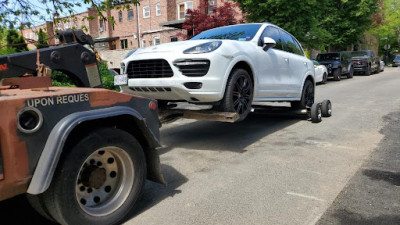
0 29 165 225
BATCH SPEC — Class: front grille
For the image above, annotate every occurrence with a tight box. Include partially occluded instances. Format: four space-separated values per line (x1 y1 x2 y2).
130 87 172 92
127 59 173 78
353 60 365 65
173 59 210 77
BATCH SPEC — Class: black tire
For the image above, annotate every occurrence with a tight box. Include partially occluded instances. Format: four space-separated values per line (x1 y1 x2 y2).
333 68 341 81
37 128 146 225
220 69 253 122
26 194 56 222
365 65 371 76
347 66 354 79
310 103 322 123
291 80 314 110
322 72 328 84
321 100 332 117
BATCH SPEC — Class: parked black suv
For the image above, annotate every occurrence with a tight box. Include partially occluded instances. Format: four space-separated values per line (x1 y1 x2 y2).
350 50 380 75
316 51 354 81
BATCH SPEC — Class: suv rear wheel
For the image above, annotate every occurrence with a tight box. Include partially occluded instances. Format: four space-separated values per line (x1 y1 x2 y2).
291 80 314 110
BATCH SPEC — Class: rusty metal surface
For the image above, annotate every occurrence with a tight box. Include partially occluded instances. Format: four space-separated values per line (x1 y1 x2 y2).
2 77 52 89
0 86 161 201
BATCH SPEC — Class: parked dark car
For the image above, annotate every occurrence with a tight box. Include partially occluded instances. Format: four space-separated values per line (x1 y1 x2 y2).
392 55 400 67
351 50 380 75
316 51 354 81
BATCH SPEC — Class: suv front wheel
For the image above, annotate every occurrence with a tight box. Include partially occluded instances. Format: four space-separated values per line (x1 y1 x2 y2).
333 68 341 81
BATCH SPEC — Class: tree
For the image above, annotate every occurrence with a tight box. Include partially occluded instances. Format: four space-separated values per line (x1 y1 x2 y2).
6 28 28 52
0 26 16 55
234 0 379 51
35 28 49 49
0 0 139 28
180 1 242 40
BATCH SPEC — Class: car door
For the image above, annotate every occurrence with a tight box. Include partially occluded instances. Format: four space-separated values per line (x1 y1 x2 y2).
254 25 290 98
279 30 310 97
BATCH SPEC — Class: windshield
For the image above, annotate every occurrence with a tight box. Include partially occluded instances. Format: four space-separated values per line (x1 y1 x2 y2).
317 53 340 61
394 55 400 60
351 51 370 57
191 24 262 41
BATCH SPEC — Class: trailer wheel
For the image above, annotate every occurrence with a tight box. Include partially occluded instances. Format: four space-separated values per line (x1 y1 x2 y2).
321 100 332 117
310 103 322 123
220 68 253 122
39 128 146 225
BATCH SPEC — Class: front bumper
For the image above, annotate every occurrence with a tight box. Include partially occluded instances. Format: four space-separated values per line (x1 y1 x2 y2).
353 65 368 72
123 52 232 103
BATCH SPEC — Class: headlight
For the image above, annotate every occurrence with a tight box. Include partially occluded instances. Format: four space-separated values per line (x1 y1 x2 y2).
183 41 222 54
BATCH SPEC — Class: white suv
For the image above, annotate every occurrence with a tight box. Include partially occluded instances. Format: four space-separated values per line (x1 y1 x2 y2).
119 23 315 121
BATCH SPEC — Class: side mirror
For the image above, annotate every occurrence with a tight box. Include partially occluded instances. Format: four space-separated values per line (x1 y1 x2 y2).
262 37 276 51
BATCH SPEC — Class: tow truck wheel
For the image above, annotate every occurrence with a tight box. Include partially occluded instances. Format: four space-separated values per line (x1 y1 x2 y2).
310 103 322 123
321 100 332 117
40 128 146 225
220 68 253 122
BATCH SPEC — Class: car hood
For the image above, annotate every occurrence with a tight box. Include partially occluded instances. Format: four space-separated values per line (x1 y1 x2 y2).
129 40 221 55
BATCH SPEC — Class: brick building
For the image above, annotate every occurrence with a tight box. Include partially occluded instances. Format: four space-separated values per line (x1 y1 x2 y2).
21 0 242 51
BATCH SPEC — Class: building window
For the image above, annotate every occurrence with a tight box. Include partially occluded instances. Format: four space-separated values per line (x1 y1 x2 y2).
171 36 178 42
153 37 160 45
156 3 161 16
120 39 128 49
128 9 134 21
141 39 146 48
178 1 193 20
143 6 150 18
25 33 28 38
208 1 216 14
99 19 105 32
119 11 123 22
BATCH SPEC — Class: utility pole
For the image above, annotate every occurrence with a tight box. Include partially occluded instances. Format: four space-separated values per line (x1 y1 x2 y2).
136 5 141 48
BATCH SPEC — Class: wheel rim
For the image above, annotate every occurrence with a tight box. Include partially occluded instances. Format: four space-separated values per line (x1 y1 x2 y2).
76 146 134 216
318 107 322 120
232 75 251 115
304 83 314 107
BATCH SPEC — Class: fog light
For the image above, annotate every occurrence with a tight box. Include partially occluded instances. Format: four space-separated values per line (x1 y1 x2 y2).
184 82 202 89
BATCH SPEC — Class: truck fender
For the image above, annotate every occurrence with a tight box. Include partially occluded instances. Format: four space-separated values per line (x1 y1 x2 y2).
27 106 162 195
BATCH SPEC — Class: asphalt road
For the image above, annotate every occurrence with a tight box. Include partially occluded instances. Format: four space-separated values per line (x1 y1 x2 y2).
1 67 399 225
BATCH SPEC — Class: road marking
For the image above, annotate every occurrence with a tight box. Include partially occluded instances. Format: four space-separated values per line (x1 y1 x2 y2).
296 168 324 176
286 192 326 202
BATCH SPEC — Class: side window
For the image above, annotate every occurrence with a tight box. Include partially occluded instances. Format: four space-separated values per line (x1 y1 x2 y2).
260 26 283 50
290 36 304 56
280 31 303 55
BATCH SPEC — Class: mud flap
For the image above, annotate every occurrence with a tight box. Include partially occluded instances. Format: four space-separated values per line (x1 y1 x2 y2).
144 147 166 185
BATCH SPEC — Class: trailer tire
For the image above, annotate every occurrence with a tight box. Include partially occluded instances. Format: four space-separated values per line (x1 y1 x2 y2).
321 100 332 117
220 68 253 122
311 103 322 123
39 128 146 225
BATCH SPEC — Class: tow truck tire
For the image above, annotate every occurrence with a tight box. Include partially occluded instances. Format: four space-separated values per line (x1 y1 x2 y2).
310 103 322 123
321 100 332 117
220 68 253 122
40 128 146 225
291 80 314 110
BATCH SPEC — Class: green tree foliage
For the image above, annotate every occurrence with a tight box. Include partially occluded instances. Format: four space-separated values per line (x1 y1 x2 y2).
52 61 119 91
235 0 378 50
0 0 139 28
0 26 16 55
35 28 49 49
369 0 400 57
6 28 28 52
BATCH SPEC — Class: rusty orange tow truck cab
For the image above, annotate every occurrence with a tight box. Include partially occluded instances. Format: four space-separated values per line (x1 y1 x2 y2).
0 29 164 225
